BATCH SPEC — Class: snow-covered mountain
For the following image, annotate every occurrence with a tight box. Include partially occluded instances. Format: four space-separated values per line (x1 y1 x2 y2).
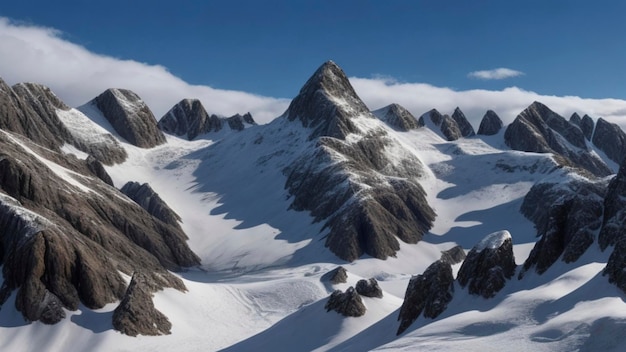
1 61 626 351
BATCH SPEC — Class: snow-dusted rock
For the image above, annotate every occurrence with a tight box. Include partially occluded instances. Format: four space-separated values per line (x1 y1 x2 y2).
372 103 422 131
283 61 435 261
504 101 611 177
520 178 606 276
451 107 475 137
477 109 503 135
440 245 466 264
440 114 463 141
325 287 366 317
592 117 626 165
322 266 348 284
121 181 182 229
456 231 516 298
94 88 166 148
355 278 383 298
397 260 454 335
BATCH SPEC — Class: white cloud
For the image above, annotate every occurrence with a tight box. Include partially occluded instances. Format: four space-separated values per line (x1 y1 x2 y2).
350 77 626 131
1 17 626 133
468 68 524 80
0 18 289 124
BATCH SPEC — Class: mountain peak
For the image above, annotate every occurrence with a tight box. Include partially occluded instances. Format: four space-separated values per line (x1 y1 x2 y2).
284 61 370 139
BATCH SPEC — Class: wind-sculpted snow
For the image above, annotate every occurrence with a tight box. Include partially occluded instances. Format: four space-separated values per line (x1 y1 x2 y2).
283 61 435 261
505 101 612 177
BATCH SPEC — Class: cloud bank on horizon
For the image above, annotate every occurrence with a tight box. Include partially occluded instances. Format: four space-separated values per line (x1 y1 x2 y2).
468 68 525 80
1 17 626 129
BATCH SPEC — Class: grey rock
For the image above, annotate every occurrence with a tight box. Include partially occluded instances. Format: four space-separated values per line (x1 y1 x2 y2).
322 266 348 284
397 260 454 335
504 101 611 177
581 114 595 141
440 114 462 141
226 113 256 131
520 178 606 277
569 112 582 126
457 231 516 298
120 181 182 229
440 245 466 265
94 88 166 148
477 110 503 136
592 117 626 165
112 272 172 336
355 278 383 298
599 161 626 250
86 155 114 186
325 287 366 317
372 103 422 131
451 107 475 137
425 109 443 126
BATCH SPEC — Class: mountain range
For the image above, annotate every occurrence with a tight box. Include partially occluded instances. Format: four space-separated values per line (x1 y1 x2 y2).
0 61 625 351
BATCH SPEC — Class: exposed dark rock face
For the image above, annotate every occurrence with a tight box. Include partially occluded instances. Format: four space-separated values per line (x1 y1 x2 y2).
451 107 475 137
477 110 503 136
581 114 595 141
322 266 348 284
570 112 582 126
424 109 443 126
0 131 198 328
604 239 626 294
325 287 366 317
94 88 166 148
440 114 463 141
355 278 383 298
158 99 257 140
121 181 182 229
440 245 466 265
372 104 422 131
520 178 606 276
599 161 626 250
397 260 454 335
504 101 612 177
112 272 172 336
283 61 436 261
284 61 368 140
456 231 516 298
86 155 114 186
592 118 626 165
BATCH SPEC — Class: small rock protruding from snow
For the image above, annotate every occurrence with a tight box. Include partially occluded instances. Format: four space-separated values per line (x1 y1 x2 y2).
325 287 366 317
355 278 383 298
322 266 348 284
477 110 503 136
397 260 454 335
457 231 516 298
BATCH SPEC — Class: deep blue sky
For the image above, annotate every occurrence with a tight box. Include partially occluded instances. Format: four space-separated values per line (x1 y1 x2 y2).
3 0 625 99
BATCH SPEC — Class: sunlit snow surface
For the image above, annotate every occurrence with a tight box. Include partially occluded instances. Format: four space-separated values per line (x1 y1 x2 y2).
1 113 625 352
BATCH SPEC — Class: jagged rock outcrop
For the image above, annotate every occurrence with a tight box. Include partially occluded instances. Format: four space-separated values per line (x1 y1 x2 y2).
397 260 454 335
581 114 595 141
283 61 436 261
440 114 463 141
355 278 383 298
504 101 611 177
121 181 182 229
440 245 466 265
112 272 172 336
477 110 503 136
520 178 606 276
6 82 127 165
322 266 348 284
592 118 626 165
570 112 582 126
0 130 198 328
424 109 443 126
158 99 256 140
451 107 475 137
325 287 366 317
420 109 466 141
372 104 422 131
94 88 166 148
599 161 626 250
457 231 516 298
86 155 114 186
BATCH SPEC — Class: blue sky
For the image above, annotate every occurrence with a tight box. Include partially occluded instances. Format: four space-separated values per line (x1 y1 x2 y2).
3 0 625 99
2 1 626 126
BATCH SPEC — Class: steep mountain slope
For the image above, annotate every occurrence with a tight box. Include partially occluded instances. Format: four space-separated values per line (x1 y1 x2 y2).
0 61 625 352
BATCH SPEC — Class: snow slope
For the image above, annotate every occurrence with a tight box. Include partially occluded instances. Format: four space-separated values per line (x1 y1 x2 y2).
1 102 625 352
